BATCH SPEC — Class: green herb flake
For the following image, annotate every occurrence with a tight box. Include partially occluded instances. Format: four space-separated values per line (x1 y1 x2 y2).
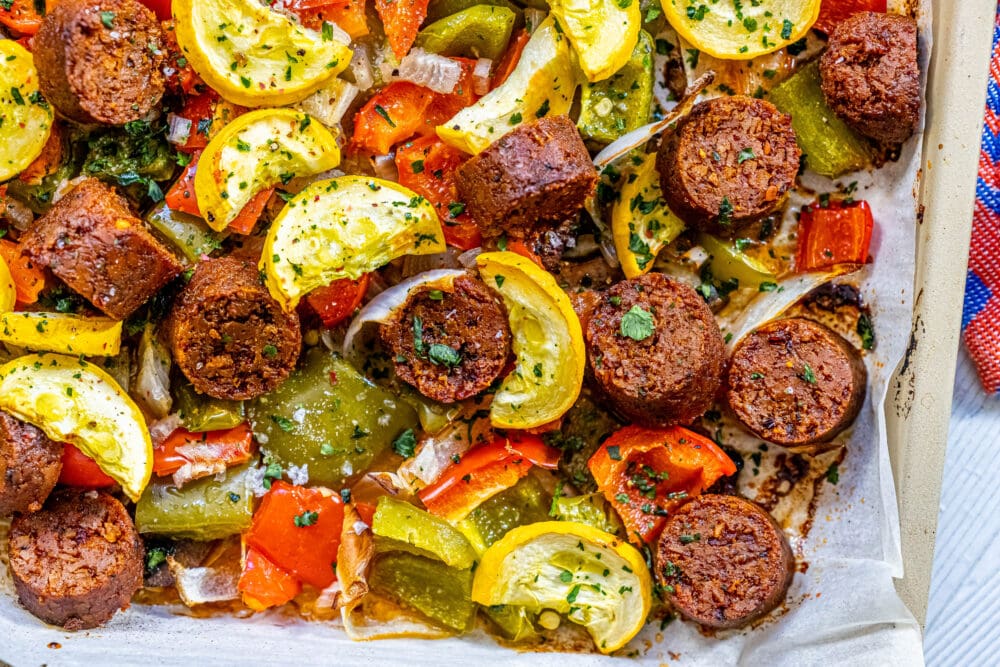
620 305 655 341
392 428 418 458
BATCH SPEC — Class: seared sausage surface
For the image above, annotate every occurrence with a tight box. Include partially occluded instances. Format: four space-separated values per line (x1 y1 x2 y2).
656 494 794 629
726 317 867 446
0 412 63 516
8 490 144 631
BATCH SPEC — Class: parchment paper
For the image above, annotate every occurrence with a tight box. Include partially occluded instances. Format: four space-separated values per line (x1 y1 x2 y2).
0 1 930 664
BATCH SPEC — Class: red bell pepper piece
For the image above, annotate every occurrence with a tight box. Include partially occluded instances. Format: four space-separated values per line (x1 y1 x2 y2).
304 273 370 328
164 151 273 234
395 136 482 250
238 547 302 611
813 0 888 35
245 481 345 589
0 238 46 305
0 0 45 36
374 0 429 59
139 0 173 21
161 20 208 97
152 423 255 478
505 240 544 269
59 443 117 489
283 0 370 39
588 425 737 545
418 433 560 521
796 199 874 272
492 29 529 90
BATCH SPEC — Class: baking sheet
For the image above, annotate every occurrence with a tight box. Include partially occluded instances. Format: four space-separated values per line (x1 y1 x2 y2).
0 2 935 664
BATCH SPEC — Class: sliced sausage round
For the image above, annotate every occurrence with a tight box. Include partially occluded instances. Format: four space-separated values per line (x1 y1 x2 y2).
167 257 302 401
726 317 867 446
656 96 800 234
820 12 920 145
33 0 166 125
656 494 794 629
379 273 512 403
0 412 63 516
454 115 597 240
585 273 726 426
8 490 144 630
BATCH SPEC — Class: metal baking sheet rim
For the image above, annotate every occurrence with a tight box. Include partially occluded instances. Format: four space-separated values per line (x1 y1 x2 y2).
887 0 995 628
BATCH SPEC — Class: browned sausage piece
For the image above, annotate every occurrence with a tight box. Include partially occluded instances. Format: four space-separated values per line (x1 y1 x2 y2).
726 317 867 446
656 494 794 629
21 178 183 320
0 412 63 516
454 115 597 240
379 274 512 403
8 490 144 630
820 12 920 145
585 274 726 426
33 0 166 125
167 257 302 401
656 96 800 234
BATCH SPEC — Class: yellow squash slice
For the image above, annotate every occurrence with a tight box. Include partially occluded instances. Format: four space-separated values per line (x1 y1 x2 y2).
475 252 585 429
548 0 640 82
173 0 351 106
195 108 340 231
660 0 820 60
0 312 123 356
262 176 446 308
612 153 685 279
0 255 15 313
0 41 53 182
472 521 652 654
0 354 153 501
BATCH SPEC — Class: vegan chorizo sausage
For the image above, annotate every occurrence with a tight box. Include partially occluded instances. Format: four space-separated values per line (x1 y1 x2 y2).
0 412 63 516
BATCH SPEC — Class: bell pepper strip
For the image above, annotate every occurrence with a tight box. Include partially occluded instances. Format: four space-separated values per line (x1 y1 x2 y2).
152 423 255 479
395 136 481 250
504 240 544 269
491 28 529 90
418 434 560 522
588 425 737 545
416 5 517 62
796 199 874 272
245 480 345 588
0 239 45 305
305 274 371 328
283 0 370 39
17 124 64 186
164 152 274 233
139 0 173 21
0 312 123 356
135 462 254 539
174 381 245 432
0 0 45 36
239 547 302 611
813 0 887 35
59 443 117 489
226 188 273 235
372 495 477 568
577 30 653 145
375 0 430 59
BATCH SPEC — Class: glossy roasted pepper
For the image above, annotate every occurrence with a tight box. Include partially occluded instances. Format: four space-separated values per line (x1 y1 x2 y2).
549 489 623 536
698 233 778 289
768 61 871 178
416 6 517 61
369 551 477 633
135 462 254 541
455 474 552 554
174 381 245 433
248 349 419 487
796 199 874 271
146 202 227 264
577 30 654 145
426 0 520 23
372 496 477 569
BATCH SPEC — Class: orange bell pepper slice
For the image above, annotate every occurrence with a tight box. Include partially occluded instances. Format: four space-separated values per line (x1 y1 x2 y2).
491 29 529 90
245 481 345 589
375 0 429 59
152 423 255 478
164 151 272 234
796 199 874 272
18 124 63 186
0 0 45 36
285 0 370 39
0 239 46 305
238 547 302 611
418 433 560 521
305 273 370 328
588 425 737 545
813 0 887 35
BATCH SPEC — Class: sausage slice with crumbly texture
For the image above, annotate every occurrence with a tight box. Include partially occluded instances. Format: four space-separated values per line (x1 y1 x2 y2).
726 317 867 446
167 257 302 401
33 0 166 125
9 490 144 631
454 115 597 240
0 412 63 516
656 96 800 234
820 12 921 146
21 178 183 320
656 494 794 629
585 273 726 426
379 273 512 403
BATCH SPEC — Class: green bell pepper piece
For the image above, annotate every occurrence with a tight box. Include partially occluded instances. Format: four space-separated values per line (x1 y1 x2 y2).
425 0 520 24
550 489 623 535
768 61 871 178
135 462 254 540
698 233 776 289
369 551 476 633
174 381 245 433
146 202 227 264
248 349 418 487
456 475 551 554
577 30 654 145
416 5 517 61
372 496 477 569
483 604 537 641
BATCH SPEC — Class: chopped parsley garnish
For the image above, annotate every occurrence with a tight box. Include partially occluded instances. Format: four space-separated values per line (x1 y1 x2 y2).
392 428 417 458
100 11 115 28
428 343 462 368
293 510 319 527
270 415 295 432
857 313 875 350
717 196 733 226
620 305 655 341
737 147 756 163
825 463 840 485
802 362 817 384
678 533 701 545
374 104 396 127
412 315 425 356
606 445 622 461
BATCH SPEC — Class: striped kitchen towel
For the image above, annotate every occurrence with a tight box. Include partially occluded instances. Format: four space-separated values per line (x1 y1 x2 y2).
963 5 1000 393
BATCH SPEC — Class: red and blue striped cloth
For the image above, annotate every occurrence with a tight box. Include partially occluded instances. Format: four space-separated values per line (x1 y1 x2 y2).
963 7 1000 392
